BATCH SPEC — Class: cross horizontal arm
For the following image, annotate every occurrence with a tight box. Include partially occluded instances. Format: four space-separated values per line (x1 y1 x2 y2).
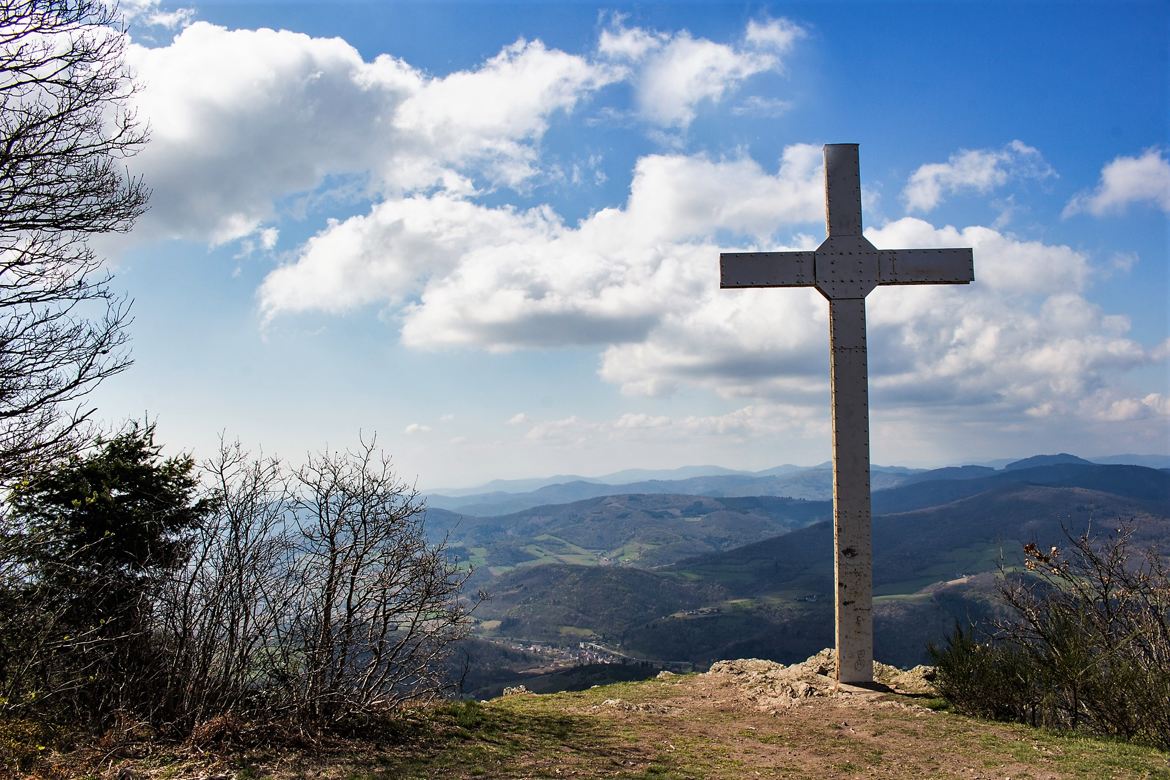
720 251 816 288
878 248 974 286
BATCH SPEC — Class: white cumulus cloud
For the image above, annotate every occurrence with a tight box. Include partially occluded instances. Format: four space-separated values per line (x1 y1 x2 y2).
598 17 804 128
635 35 773 128
744 18 806 51
1063 148 1170 216
903 140 1055 212
259 146 825 340
259 135 1164 435
123 17 809 251
601 217 1158 431
126 24 617 245
597 22 667 61
120 0 195 30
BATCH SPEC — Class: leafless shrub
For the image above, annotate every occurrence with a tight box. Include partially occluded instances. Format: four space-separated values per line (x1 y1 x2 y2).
158 437 477 732
156 439 296 730
932 523 1170 749
2 429 476 735
278 438 476 726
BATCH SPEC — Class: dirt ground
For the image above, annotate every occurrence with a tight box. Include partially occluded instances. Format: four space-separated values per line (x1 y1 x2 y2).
24 654 1170 779
507 655 1168 780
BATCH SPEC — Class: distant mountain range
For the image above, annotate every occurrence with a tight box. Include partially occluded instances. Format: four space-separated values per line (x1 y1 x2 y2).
428 466 916 515
426 453 1169 516
428 464 774 497
451 460 1170 673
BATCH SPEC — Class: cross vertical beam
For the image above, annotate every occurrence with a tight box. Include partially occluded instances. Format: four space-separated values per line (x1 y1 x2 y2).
828 296 873 683
823 144 874 685
825 144 862 237
718 143 974 687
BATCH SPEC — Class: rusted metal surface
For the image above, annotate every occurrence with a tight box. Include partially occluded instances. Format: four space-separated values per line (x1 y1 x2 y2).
718 143 974 685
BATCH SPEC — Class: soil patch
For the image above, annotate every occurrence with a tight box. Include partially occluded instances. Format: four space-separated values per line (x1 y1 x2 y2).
21 652 1170 779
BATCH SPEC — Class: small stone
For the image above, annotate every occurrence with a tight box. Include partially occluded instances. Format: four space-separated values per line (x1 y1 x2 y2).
502 684 532 696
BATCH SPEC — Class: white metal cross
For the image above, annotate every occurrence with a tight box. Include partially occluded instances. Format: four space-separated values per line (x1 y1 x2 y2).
720 144 974 685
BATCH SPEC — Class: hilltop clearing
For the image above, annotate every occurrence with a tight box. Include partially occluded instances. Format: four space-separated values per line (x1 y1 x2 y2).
34 653 1170 778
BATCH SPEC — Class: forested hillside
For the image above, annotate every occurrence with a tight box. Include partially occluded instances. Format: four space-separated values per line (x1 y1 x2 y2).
455 462 1170 674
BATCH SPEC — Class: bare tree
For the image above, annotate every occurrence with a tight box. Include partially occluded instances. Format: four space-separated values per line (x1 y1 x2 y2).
282 438 476 725
155 437 477 732
0 0 147 484
158 439 296 730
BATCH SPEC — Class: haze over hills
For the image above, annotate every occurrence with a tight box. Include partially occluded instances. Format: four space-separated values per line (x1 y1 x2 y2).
425 453 1168 516
427 464 766 497
1087 454 1170 469
429 466 915 515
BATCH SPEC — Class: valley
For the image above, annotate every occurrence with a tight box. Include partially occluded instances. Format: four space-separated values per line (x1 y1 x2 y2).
429 455 1170 692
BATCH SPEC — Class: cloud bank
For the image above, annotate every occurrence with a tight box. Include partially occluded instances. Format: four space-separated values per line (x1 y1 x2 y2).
118 19 1166 455
126 17 804 246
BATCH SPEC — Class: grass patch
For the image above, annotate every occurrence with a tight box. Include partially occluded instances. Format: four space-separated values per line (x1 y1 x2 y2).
920 697 952 711
873 541 1011 596
0 715 57 773
18 676 1170 778
973 725 1170 779
380 697 656 778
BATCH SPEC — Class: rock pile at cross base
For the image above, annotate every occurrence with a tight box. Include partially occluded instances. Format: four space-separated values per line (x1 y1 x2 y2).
700 649 936 713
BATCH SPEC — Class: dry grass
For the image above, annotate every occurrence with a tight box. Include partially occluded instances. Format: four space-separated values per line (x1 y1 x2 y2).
11 670 1170 779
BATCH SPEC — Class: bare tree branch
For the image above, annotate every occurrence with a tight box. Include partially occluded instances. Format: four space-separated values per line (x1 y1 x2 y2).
0 0 145 484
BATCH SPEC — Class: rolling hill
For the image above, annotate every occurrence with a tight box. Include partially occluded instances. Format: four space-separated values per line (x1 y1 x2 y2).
427 493 831 579
676 480 1169 598
870 463 1170 514
465 463 1170 668
477 563 726 644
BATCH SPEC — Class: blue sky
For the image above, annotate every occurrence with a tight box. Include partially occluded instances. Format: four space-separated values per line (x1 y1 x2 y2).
93 0 1169 488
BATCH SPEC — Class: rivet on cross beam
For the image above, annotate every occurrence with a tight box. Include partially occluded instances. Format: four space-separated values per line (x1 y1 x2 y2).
718 143 974 685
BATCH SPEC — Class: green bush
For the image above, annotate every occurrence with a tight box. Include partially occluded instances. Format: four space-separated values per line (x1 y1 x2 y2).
1 422 209 729
930 624 1042 724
